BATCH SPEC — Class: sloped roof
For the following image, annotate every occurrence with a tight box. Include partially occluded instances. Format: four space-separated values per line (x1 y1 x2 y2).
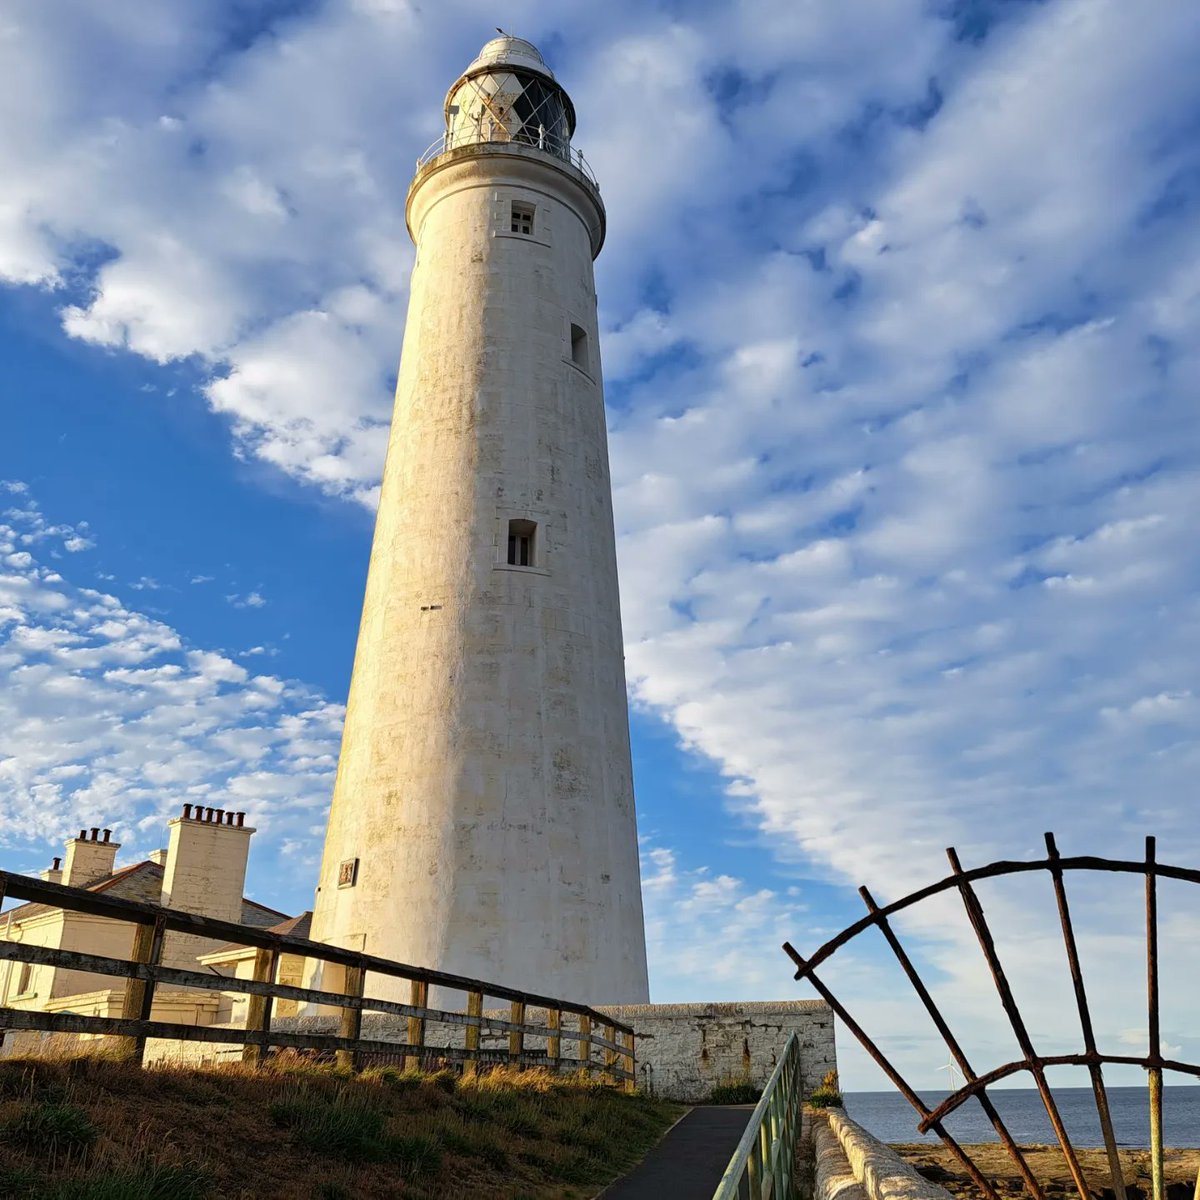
1 861 289 930
202 910 312 958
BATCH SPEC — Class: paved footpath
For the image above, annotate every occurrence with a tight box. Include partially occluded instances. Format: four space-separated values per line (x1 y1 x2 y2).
598 1105 755 1199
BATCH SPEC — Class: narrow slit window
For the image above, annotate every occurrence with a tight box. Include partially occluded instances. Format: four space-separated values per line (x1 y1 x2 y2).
14 962 34 997
507 519 536 567
510 201 535 236
570 323 588 371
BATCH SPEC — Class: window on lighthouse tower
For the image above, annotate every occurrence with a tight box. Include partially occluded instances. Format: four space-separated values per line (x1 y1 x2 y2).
507 519 537 567
510 201 535 236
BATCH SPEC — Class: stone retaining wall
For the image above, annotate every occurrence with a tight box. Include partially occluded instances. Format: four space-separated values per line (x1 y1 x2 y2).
598 1000 834 1102
145 999 836 1105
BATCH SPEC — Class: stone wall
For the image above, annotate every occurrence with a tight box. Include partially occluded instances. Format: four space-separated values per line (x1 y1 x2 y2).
597 1000 835 1102
141 998 837 1105
816 1109 952 1200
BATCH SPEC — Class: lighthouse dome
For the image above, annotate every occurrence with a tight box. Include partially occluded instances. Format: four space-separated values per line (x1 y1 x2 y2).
464 35 556 82
442 35 577 164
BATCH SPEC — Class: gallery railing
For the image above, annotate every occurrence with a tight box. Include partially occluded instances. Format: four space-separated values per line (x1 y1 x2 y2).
712 1030 804 1200
415 129 600 191
783 834 1197 1200
0 870 635 1086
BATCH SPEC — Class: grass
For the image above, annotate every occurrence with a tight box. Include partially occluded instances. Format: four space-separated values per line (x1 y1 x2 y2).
706 1080 761 1105
0 1053 681 1199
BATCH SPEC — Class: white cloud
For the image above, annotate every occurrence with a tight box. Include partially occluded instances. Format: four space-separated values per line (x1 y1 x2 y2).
0 498 342 854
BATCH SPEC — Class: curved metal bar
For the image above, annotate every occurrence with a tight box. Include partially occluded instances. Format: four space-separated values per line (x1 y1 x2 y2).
792 854 1200 980
785 837 1200 1200
917 1054 1200 1130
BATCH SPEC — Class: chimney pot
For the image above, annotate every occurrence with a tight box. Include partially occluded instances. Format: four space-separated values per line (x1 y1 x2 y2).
52 857 61 870
102 829 112 843
236 812 245 828
205 807 215 822
90 827 100 841
214 809 225 823
182 803 192 819
79 830 87 841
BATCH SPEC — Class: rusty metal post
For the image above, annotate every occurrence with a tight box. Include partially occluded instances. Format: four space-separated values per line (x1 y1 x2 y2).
405 979 429 1073
1146 837 1164 1200
335 963 364 1073
509 1000 526 1068
946 847 1092 1200
547 1008 561 1073
784 942 1002 1200
1044 834 1127 1200
241 945 280 1066
463 989 483 1079
860 885 1045 1200
118 914 166 1065
578 1013 592 1073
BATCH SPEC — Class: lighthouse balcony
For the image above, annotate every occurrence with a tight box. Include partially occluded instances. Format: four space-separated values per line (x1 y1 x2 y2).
415 128 600 195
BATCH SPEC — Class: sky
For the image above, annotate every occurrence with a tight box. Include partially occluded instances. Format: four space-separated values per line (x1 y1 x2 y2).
2 0 1200 1097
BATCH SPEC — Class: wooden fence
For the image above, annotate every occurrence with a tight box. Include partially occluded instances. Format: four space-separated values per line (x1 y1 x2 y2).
0 870 635 1087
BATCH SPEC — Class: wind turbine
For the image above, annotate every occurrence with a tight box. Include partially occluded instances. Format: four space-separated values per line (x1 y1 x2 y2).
937 1056 961 1093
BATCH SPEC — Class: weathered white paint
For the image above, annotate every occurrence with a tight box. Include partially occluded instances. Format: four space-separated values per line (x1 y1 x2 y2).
309 39 649 1006
819 1110 954 1200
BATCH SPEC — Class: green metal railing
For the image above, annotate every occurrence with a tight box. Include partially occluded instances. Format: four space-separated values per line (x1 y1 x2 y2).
713 1031 804 1200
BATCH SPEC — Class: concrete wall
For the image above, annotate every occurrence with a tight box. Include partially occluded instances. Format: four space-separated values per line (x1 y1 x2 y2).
309 51 648 1007
816 1110 952 1200
599 1000 836 1102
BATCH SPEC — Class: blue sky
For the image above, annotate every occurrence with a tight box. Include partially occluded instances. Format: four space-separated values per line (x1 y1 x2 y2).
3 0 1200 1092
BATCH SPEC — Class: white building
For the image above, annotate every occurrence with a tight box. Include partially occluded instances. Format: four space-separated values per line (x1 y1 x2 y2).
309 36 650 1005
0 810 296 1049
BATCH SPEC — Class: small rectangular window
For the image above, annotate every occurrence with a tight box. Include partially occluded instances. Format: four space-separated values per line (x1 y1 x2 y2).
507 518 536 567
511 201 535 236
570 323 589 371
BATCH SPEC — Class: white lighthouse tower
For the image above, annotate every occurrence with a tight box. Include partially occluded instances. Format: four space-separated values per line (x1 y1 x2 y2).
309 36 650 1005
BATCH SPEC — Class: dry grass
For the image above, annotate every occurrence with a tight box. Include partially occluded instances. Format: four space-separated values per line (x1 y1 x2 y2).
0 1052 681 1199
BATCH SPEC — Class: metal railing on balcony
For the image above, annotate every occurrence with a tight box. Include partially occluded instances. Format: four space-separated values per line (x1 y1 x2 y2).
712 1030 804 1200
0 870 635 1086
415 128 600 191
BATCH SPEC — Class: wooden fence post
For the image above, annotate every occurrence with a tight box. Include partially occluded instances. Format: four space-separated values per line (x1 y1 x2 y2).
463 989 483 1079
335 963 364 1073
241 946 280 1066
118 914 166 1065
547 1009 561 1073
405 979 429 1073
578 1013 591 1074
603 1023 620 1085
622 1030 636 1094
509 1000 526 1069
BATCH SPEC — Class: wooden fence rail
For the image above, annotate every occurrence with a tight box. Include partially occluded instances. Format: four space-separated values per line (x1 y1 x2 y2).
0 871 635 1087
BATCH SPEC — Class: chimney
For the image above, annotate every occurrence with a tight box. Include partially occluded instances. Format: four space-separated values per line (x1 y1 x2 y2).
61 828 120 887
40 856 63 885
148 848 168 867
161 804 256 925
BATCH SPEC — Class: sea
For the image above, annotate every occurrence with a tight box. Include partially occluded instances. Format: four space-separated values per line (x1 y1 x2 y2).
844 1087 1200 1149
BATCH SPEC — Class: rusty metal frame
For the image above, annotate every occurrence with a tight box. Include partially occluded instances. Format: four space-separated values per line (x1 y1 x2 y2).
783 834 1188 1200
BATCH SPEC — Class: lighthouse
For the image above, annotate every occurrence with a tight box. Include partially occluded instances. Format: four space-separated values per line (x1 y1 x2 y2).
309 36 650 1005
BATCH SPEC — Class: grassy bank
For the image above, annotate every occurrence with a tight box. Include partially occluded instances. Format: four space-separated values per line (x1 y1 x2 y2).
0 1053 681 1199
896 1143 1200 1199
